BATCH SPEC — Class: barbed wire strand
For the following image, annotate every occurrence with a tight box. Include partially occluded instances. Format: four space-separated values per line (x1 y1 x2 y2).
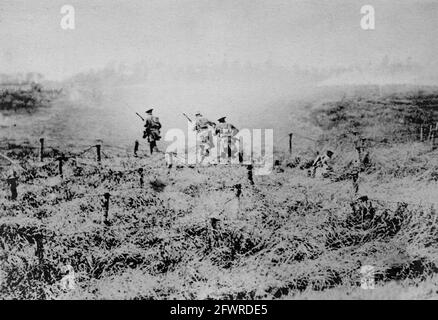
1 137 438 210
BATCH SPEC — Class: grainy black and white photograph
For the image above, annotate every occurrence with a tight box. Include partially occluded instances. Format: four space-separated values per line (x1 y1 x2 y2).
1 0 438 302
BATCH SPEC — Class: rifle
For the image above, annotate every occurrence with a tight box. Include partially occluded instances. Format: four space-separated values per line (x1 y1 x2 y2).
182 113 192 123
136 112 145 121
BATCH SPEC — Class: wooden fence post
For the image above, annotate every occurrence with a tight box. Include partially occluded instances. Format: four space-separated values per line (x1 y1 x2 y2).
39 138 44 162
247 164 254 185
235 183 242 199
103 192 110 224
6 174 18 200
235 183 242 214
227 136 232 163
35 234 44 265
434 123 438 147
429 125 433 141
289 133 293 155
57 156 66 178
138 168 144 188
134 140 139 157
166 152 173 169
96 144 101 163
352 171 359 195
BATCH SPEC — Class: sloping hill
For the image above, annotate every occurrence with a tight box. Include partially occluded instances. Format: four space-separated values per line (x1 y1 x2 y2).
2 87 438 299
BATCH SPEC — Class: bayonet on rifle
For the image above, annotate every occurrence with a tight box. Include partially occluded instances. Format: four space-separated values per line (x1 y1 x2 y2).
182 113 192 123
136 112 145 121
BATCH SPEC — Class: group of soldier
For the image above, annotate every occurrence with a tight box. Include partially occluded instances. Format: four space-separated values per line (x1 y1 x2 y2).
141 108 367 179
142 108 239 163
193 112 239 162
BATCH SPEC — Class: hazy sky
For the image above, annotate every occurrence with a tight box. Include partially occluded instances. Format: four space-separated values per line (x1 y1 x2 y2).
1 0 437 80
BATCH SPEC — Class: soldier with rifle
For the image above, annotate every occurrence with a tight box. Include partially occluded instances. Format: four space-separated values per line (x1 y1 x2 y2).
183 112 216 161
193 112 215 132
194 112 216 158
215 116 239 163
139 108 162 155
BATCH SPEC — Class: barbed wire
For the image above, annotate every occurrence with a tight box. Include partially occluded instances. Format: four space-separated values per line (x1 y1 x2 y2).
1 136 438 211
2 126 436 166
329 194 438 208
292 132 319 142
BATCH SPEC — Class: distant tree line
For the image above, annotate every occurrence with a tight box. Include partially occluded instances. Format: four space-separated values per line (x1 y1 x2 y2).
0 73 61 112
0 72 44 86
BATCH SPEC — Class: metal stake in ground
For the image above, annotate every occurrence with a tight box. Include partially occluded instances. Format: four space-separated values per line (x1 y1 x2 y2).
289 133 293 155
39 138 44 162
134 140 139 157
102 192 111 224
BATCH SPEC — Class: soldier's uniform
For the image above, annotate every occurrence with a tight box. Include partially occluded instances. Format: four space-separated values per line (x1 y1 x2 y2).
193 112 215 158
194 114 215 133
215 117 239 162
143 110 161 141
143 108 162 154
312 150 333 178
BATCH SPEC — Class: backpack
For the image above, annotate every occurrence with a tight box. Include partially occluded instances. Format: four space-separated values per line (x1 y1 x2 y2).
149 116 161 129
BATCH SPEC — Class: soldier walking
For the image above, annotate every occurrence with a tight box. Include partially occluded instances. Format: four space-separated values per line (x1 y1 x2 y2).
214 116 239 163
143 108 162 155
193 112 216 159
